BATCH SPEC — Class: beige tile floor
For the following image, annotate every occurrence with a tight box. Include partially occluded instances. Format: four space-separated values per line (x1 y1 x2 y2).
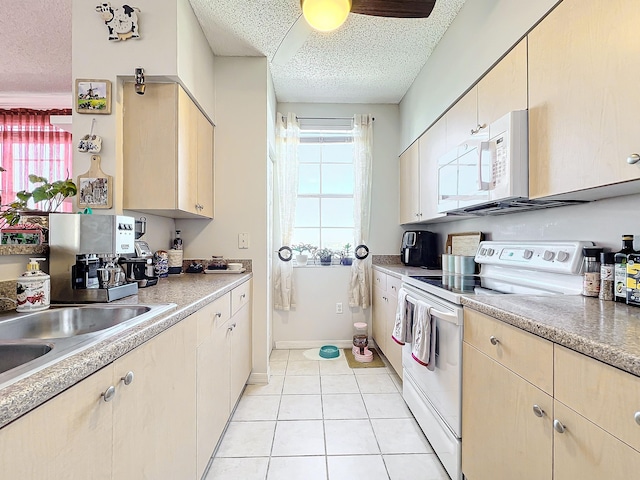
205 349 450 480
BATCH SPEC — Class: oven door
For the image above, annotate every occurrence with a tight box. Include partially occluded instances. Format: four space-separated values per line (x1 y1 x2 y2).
401 284 463 437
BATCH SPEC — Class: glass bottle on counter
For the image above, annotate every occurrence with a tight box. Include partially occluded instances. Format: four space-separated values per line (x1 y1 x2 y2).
173 230 183 250
614 235 636 303
582 247 603 297
599 252 615 301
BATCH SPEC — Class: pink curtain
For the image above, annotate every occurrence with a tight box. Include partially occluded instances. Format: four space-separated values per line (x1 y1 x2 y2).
0 109 73 211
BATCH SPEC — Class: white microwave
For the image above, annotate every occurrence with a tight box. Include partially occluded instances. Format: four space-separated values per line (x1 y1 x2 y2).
437 110 528 214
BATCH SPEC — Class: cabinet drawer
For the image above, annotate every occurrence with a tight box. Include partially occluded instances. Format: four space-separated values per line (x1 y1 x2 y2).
196 293 231 344
387 275 402 299
231 280 251 316
464 309 553 394
373 270 387 291
555 345 640 452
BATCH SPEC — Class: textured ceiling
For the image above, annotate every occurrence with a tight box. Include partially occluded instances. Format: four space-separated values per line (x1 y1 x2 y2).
0 0 465 106
189 0 466 103
0 0 72 106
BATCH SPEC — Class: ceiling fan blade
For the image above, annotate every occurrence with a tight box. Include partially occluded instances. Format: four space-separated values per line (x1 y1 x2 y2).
272 14 313 66
351 0 436 18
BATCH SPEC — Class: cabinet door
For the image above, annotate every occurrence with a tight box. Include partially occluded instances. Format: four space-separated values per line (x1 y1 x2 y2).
418 116 446 222
554 401 640 480
112 316 197 479
178 86 199 215
462 343 553 480
230 301 252 410
0 365 114 479
197 108 214 218
197 305 232 477
477 38 528 128
372 275 387 354
528 0 640 198
399 141 420 224
384 276 403 376
445 87 477 151
123 82 178 212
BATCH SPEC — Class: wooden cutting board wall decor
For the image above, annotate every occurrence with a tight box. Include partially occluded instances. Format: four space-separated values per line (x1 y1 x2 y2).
77 155 113 209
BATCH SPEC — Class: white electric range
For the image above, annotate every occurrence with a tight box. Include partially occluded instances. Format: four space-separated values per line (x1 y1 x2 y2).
399 240 594 480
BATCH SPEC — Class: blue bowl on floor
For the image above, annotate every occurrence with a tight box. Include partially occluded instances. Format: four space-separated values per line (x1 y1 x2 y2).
319 345 339 359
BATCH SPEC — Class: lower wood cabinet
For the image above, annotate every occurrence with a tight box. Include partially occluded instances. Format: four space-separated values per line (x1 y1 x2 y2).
0 279 253 480
463 309 640 480
0 364 114 479
371 269 402 376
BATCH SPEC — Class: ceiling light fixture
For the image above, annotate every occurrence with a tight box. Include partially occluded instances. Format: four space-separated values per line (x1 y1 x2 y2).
301 0 352 32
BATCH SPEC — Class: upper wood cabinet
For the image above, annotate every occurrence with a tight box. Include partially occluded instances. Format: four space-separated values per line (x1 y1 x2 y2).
124 82 214 219
399 141 420 224
418 116 446 222
528 0 640 199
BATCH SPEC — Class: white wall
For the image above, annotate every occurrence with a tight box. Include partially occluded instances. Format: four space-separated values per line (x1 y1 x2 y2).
272 103 401 345
399 0 560 152
273 267 368 348
177 57 270 382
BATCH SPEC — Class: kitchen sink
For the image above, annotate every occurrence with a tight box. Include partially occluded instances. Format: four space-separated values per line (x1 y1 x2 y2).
0 306 152 340
0 343 53 375
0 303 176 389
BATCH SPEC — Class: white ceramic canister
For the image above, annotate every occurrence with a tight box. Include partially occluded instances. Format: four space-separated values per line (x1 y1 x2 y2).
16 258 50 312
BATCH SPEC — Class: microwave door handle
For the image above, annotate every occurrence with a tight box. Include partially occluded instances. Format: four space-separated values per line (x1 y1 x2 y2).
477 141 492 191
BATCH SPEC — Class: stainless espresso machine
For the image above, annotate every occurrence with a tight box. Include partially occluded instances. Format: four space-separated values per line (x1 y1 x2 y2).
49 214 138 302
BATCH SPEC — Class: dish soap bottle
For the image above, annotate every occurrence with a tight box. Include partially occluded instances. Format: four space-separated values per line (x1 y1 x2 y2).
173 230 183 250
16 258 50 312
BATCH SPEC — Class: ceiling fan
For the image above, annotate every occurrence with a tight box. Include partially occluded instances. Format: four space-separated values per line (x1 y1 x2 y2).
272 0 437 65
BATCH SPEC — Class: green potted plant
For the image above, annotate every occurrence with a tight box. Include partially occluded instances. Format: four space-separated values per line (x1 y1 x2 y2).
315 247 335 266
291 243 317 266
340 243 353 266
0 174 78 227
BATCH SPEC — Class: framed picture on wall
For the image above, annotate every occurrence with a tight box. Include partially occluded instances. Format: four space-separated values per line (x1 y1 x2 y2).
75 79 112 114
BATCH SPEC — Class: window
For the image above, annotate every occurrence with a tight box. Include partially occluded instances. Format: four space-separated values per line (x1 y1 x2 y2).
292 126 355 257
0 109 73 212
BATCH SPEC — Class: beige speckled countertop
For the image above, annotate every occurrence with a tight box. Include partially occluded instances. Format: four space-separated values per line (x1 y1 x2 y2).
373 262 640 378
0 272 252 429
461 295 640 377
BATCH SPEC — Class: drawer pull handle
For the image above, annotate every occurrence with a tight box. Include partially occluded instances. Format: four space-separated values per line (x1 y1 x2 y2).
215 312 222 318
627 153 640 165
228 322 237 332
635 412 640 426
241 293 246 299
553 419 566 434
121 371 134 386
532 405 545 418
489 336 499 346
101 386 116 403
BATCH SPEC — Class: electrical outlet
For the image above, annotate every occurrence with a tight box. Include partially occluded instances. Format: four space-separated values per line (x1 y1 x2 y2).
336 302 343 314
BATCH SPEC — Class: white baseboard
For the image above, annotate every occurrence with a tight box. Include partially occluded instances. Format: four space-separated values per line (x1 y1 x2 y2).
248 372 269 384
274 339 379 350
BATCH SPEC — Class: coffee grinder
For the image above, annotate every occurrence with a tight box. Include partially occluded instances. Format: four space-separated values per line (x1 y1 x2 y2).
49 214 138 302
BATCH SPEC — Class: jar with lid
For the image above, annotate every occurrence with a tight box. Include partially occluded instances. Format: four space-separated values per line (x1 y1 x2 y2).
599 252 615 301
208 256 227 270
582 247 603 297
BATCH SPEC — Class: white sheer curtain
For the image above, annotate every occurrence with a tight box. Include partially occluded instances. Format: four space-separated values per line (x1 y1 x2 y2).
274 112 300 310
349 114 374 308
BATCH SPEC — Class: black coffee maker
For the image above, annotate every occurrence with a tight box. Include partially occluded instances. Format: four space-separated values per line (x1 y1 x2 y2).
401 231 439 268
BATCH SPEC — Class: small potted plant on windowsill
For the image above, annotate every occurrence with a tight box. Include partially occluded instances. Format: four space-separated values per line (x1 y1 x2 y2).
315 247 335 266
340 243 353 266
291 243 317 266
0 174 78 227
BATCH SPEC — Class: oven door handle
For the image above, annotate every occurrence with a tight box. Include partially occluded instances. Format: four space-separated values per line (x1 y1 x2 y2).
429 307 459 325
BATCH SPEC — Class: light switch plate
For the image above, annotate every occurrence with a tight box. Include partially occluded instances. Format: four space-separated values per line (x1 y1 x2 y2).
238 233 249 249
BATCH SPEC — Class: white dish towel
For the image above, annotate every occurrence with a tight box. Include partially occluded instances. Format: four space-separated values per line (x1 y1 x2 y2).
392 288 410 345
411 302 437 371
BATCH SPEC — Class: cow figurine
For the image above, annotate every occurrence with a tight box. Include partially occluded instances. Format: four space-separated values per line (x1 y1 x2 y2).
96 3 141 41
